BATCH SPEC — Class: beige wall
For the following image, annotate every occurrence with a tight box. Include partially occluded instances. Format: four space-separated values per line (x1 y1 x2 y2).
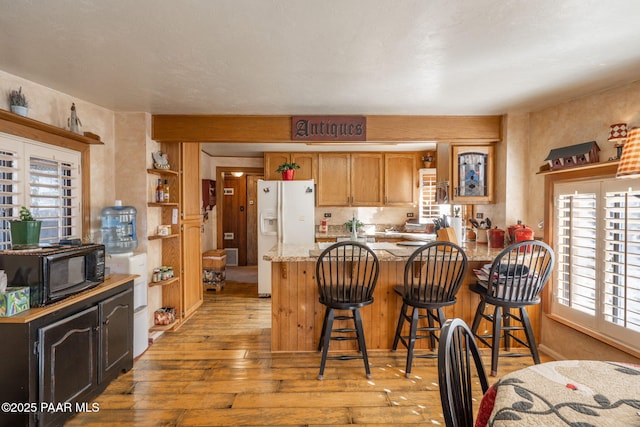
0 70 164 327
521 79 640 363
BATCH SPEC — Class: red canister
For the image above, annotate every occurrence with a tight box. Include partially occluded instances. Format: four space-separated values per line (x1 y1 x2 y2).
513 224 534 243
487 227 505 249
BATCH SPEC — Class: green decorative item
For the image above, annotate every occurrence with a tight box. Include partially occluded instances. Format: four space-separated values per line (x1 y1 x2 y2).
9 206 42 249
344 218 364 233
276 162 300 180
9 87 29 117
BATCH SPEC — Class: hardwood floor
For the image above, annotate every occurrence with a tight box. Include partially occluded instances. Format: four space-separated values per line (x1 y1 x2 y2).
67 274 551 426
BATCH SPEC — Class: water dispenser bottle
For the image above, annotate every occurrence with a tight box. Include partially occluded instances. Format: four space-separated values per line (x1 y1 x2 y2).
101 200 138 254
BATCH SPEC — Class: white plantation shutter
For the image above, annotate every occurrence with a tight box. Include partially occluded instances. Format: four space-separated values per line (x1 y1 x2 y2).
603 186 640 333
419 168 440 222
0 133 81 249
555 189 597 316
0 145 21 250
553 179 640 350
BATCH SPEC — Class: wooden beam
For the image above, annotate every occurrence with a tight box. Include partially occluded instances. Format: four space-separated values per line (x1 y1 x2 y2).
152 114 502 143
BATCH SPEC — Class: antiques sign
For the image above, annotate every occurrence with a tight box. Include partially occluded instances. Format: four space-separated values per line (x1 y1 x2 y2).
291 116 366 141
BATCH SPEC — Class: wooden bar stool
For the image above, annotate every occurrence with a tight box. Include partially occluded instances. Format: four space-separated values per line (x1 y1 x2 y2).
392 241 468 377
316 242 379 380
470 240 555 376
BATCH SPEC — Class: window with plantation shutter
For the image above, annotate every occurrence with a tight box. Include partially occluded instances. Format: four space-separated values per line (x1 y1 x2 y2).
553 179 640 351
0 133 81 250
419 168 440 223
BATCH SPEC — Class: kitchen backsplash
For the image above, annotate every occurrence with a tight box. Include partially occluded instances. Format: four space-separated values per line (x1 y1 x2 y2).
314 207 417 230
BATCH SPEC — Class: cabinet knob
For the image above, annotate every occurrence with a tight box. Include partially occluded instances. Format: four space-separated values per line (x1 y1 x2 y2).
103 318 110 326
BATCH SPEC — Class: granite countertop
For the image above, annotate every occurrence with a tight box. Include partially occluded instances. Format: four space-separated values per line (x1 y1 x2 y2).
263 241 503 262
316 231 436 241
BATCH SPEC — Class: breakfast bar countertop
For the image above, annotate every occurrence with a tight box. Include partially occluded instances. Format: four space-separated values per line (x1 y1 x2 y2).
263 241 504 262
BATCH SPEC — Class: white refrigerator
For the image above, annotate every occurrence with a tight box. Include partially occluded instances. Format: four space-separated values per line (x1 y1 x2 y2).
257 179 315 297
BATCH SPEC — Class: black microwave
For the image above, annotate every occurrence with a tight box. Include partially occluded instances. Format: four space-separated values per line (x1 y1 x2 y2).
0 244 105 307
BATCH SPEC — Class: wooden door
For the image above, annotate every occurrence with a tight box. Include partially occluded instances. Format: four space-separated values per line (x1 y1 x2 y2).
180 143 202 319
385 153 417 206
222 175 248 265
181 218 203 319
317 153 350 206
351 153 383 206
246 175 261 265
263 152 290 180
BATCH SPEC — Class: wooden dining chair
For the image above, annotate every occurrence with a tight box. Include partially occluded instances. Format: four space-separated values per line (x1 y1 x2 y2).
391 241 468 377
438 318 489 427
469 240 555 376
316 241 379 380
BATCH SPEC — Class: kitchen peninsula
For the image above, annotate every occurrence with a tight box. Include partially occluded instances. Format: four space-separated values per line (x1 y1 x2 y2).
264 242 516 353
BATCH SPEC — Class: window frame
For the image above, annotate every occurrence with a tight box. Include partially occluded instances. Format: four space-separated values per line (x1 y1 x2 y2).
543 162 640 357
0 112 94 247
0 134 83 249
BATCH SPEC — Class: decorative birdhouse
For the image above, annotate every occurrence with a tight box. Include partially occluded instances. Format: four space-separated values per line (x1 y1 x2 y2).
544 141 600 170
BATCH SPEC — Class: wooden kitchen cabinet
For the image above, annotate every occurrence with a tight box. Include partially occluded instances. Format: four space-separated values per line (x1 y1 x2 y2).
147 143 202 330
263 152 316 180
451 144 494 204
351 153 384 206
0 277 133 427
317 153 350 206
317 153 384 207
384 153 417 206
317 152 417 207
180 143 203 320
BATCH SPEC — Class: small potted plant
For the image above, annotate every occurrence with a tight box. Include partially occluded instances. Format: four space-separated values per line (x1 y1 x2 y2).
422 152 435 168
9 87 29 117
10 206 42 249
276 162 300 180
344 218 364 233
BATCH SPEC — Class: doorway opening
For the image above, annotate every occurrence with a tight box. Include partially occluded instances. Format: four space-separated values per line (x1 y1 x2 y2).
216 167 263 267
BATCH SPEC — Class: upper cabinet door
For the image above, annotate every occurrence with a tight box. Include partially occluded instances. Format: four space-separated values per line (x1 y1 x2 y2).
317 153 350 206
181 143 202 218
264 152 316 181
451 144 494 204
384 153 417 206
290 153 316 181
351 153 384 206
264 153 290 180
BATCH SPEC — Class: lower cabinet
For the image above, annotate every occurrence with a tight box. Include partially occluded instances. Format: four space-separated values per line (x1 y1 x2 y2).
0 279 133 427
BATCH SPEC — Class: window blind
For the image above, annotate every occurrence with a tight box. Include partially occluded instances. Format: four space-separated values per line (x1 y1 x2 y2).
604 190 640 333
419 168 440 222
0 133 81 249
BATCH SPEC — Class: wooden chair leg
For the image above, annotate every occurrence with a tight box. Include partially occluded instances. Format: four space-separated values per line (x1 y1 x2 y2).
353 308 371 379
471 299 486 334
318 308 335 380
392 303 407 351
317 308 329 352
503 309 512 351
405 306 420 378
520 307 540 364
491 305 502 377
426 308 437 349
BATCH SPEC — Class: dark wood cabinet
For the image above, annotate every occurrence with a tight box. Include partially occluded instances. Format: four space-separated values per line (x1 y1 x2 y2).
0 276 133 427
39 306 100 427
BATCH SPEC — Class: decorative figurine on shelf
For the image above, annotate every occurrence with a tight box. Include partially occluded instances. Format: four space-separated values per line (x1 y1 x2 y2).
68 103 82 134
152 151 170 169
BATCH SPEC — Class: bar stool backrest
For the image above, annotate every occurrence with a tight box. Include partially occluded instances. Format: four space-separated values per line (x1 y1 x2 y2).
484 240 555 303
401 241 468 307
316 242 379 309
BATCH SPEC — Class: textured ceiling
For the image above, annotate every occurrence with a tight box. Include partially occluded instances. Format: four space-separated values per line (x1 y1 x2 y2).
1 0 640 155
